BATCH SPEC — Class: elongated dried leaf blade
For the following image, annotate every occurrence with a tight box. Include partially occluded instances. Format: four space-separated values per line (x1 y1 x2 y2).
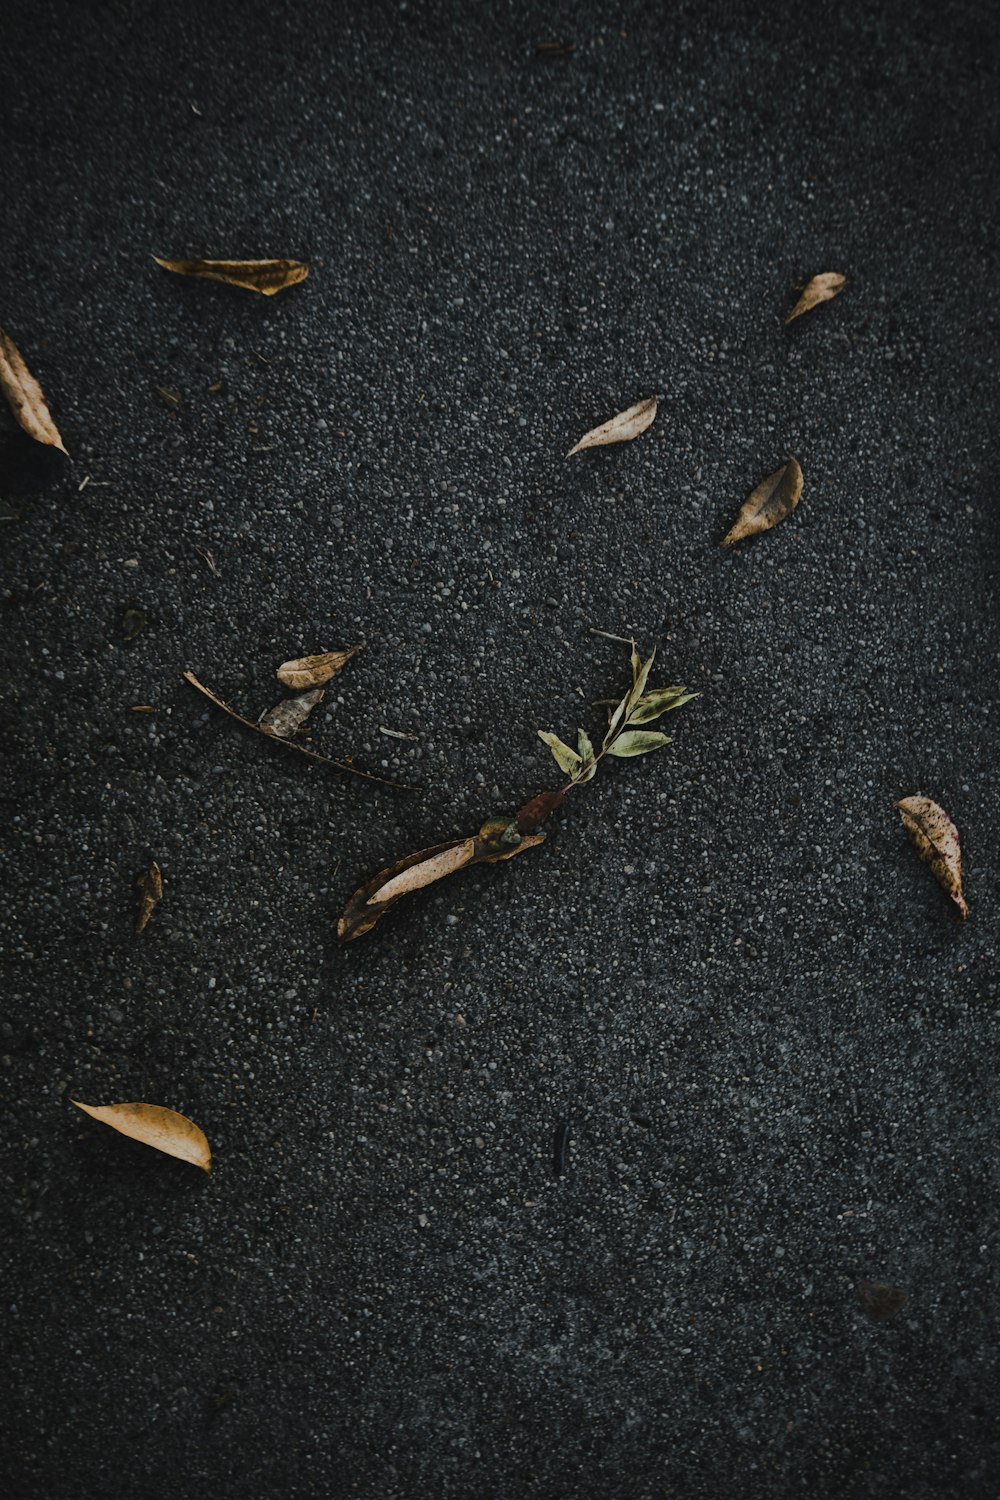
72 1100 211 1172
722 458 803 547
896 795 968 918
784 272 846 325
567 397 657 456
153 257 309 296
276 646 362 690
0 328 68 453
259 687 324 739
135 860 162 934
338 831 545 941
606 730 672 758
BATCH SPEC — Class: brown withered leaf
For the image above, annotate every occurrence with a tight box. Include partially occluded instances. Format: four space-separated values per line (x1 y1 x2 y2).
135 860 162 934
259 687 324 738
567 397 657 456
276 646 362 690
896 795 968 919
857 1281 907 1322
536 39 575 57
338 832 545 941
721 458 803 547
0 327 68 454
72 1100 211 1172
183 671 410 789
784 272 846 325
153 257 309 296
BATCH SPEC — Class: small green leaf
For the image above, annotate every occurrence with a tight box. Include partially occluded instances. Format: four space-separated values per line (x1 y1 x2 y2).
120 607 148 642
538 730 582 776
628 689 699 725
606 730 672 758
577 727 595 766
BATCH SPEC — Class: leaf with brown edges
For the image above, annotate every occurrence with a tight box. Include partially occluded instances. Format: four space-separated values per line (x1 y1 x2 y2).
896 795 968 918
72 1100 211 1172
567 397 657 456
0 328 68 453
722 458 803 547
784 272 846 325
153 257 309 296
338 831 545 941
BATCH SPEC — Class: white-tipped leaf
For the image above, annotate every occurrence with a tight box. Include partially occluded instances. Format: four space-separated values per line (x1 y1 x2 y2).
567 397 657 456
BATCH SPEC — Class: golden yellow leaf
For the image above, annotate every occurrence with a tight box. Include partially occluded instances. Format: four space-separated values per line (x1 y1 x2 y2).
135 860 162 934
721 458 803 547
0 327 68 454
567 397 657 456
896 795 968 919
153 257 308 296
72 1100 211 1172
276 646 362 690
784 272 846 325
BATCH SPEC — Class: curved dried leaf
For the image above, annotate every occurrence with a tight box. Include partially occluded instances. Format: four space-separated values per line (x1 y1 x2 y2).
567 397 657 456
259 687 324 739
722 458 803 547
785 272 846 325
896 795 968 918
135 860 162 934
153 257 309 296
338 831 545 941
72 1100 211 1172
606 730 672 758
276 646 362 690
628 688 698 725
0 328 68 454
538 730 582 776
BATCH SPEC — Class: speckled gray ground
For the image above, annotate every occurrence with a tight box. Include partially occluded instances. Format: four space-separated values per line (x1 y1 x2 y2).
2 1 999 1496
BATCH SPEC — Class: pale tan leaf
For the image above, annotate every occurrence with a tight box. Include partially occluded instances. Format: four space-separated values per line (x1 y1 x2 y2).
896 795 968 918
153 257 309 296
784 272 846 325
72 1100 211 1172
276 646 362 690
721 458 803 547
338 831 545 941
135 860 162 934
259 687 324 739
567 397 657 456
0 328 68 454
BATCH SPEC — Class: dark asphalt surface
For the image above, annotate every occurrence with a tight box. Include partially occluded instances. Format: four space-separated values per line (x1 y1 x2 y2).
2 2 999 1496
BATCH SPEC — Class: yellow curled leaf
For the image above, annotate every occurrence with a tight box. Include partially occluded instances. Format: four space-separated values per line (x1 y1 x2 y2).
785 272 846 325
153 257 309 296
72 1101 211 1172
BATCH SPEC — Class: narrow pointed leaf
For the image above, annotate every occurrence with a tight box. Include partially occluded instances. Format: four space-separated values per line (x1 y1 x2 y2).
0 328 68 454
629 689 699 724
896 795 968 918
259 687 324 739
538 730 582 776
722 458 803 547
785 272 846 325
72 1100 211 1172
276 646 361 690
153 257 309 296
606 730 672 758
567 397 657 456
338 831 545 941
135 860 162 934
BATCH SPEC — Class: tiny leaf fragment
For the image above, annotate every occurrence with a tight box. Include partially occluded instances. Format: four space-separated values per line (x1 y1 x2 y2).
120 607 147 642
896 795 968 918
135 860 162 934
276 646 361 690
72 1100 211 1172
785 272 846 325
259 687 325 739
0 328 68 454
153 257 309 296
567 397 657 456
605 730 672 758
722 458 803 547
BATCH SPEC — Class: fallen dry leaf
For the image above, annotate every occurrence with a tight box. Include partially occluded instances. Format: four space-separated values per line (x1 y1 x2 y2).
784 272 846 325
896 795 968 918
721 458 803 547
567 397 657 456
183 671 410 789
155 384 182 412
153 257 308 296
276 646 362 690
338 830 545 941
0 327 68 454
72 1100 211 1172
135 860 162 934
260 687 324 738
